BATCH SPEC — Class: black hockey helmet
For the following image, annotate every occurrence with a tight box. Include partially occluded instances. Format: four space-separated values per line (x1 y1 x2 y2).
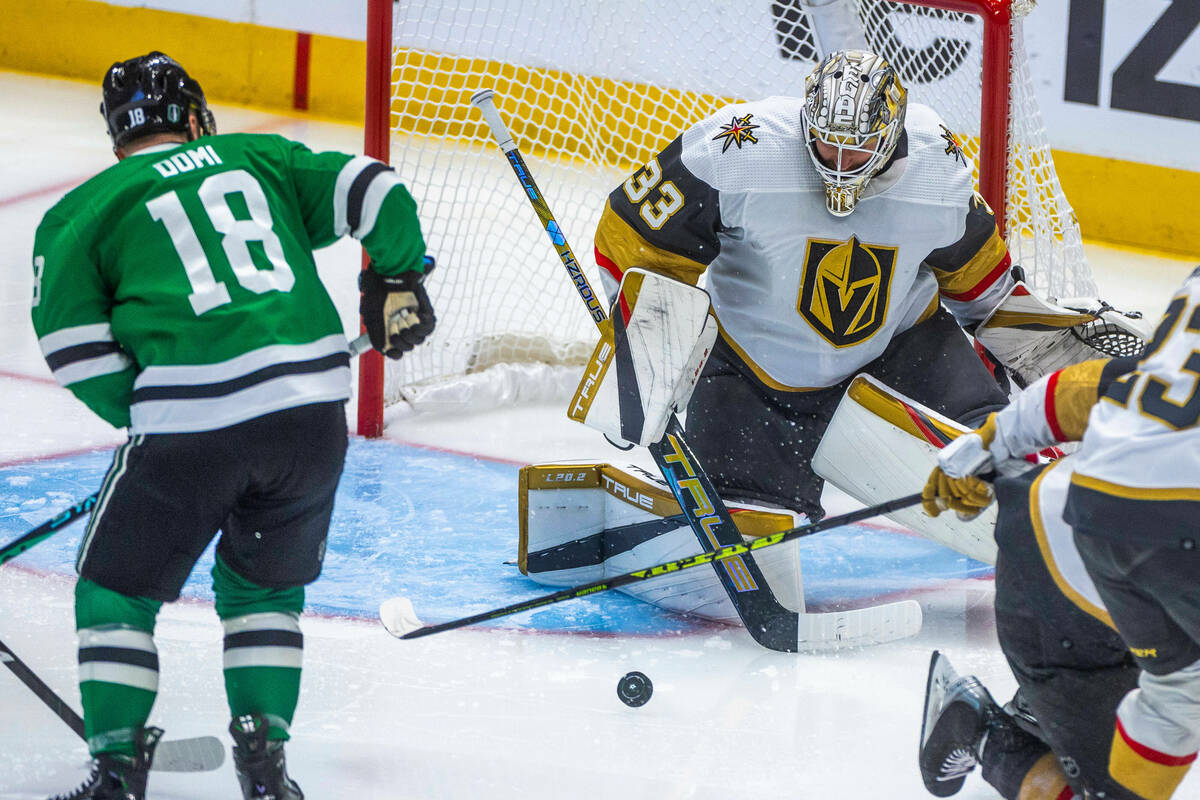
100 51 216 150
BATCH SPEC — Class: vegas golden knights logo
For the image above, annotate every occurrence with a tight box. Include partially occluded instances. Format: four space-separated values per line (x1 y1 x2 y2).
798 236 897 347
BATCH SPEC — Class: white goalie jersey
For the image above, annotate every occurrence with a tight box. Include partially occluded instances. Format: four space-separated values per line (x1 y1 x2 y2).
595 96 1014 390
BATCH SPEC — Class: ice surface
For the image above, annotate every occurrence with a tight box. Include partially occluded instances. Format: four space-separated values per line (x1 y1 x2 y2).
1 69 1197 799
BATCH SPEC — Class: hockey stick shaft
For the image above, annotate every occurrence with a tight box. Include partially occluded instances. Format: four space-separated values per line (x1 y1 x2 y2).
470 89 805 651
398 493 923 639
0 333 374 568
0 636 224 771
0 492 97 566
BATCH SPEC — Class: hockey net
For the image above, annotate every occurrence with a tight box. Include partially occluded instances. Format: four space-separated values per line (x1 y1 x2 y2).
360 0 1092 432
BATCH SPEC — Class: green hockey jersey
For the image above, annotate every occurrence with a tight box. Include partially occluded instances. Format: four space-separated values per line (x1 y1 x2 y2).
31 133 426 433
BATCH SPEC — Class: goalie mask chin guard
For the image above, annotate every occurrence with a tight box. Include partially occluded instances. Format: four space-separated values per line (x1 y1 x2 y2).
101 51 217 151
802 49 907 217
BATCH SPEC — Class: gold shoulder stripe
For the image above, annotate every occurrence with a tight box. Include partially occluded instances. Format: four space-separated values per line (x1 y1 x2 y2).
1050 359 1108 441
595 198 707 285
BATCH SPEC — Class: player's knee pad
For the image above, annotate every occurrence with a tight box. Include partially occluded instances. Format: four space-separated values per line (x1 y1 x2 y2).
519 462 805 621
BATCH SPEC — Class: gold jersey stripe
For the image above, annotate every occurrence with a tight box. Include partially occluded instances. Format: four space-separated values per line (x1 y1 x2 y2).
1050 359 1108 441
594 200 707 285
931 229 1007 296
1029 461 1117 631
1070 471 1200 502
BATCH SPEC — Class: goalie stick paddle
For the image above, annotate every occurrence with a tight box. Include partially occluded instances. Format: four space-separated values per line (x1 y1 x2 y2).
0 333 375 568
0 636 224 772
382 492 924 642
471 88 828 652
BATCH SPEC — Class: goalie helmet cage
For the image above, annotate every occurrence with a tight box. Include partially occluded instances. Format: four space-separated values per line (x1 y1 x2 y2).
358 0 1092 437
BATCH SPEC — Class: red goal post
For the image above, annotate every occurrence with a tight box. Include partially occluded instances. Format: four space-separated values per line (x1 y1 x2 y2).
358 0 1089 436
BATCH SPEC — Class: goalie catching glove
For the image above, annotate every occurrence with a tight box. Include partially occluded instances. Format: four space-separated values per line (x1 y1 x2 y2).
359 255 437 359
974 281 1149 387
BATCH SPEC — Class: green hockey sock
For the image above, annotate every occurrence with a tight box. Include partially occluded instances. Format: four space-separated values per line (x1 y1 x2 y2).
213 554 305 741
74 579 162 757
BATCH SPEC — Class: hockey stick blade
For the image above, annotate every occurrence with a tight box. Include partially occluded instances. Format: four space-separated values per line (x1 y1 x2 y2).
153 735 225 772
382 492 923 643
794 600 922 651
0 333 373 569
0 638 224 771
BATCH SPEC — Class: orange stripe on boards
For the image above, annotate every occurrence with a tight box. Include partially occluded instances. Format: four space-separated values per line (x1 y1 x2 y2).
293 32 312 111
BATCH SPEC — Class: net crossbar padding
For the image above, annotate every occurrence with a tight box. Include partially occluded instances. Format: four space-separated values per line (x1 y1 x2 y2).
359 0 1093 433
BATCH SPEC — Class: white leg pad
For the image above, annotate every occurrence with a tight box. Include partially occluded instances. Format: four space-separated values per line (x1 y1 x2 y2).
812 375 999 564
520 463 805 622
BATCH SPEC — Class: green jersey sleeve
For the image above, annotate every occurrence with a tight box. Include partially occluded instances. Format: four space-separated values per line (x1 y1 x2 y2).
31 211 136 429
284 139 427 276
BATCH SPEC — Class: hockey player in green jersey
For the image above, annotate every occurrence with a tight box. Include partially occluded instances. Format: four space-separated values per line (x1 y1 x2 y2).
32 52 435 800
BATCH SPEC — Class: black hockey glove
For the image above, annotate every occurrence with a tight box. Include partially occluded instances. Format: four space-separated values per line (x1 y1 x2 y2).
359 256 437 359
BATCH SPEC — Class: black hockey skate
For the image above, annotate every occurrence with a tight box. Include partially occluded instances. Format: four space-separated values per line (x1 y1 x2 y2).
229 714 304 800
48 727 162 800
918 651 1001 797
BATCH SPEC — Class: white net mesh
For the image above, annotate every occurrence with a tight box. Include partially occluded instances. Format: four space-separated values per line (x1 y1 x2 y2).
382 0 1093 410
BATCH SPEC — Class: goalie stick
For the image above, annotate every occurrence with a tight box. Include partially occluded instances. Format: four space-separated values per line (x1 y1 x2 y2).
469 88 918 652
0 333 375 567
381 492 924 648
0 636 224 772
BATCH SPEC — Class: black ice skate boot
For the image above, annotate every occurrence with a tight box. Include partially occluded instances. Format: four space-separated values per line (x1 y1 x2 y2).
229 714 304 800
918 651 1001 797
48 727 162 800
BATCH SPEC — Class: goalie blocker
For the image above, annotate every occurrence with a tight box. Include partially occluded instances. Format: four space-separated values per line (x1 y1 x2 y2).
568 268 717 448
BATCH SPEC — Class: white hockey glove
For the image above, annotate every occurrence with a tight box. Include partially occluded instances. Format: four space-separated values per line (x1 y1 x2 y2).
568 269 717 447
975 281 1149 387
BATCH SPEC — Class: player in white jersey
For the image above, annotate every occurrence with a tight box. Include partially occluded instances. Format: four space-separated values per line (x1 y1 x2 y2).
919 266 1200 799
593 49 1012 521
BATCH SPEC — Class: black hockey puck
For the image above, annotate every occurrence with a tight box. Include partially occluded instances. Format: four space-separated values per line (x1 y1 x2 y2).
617 671 653 707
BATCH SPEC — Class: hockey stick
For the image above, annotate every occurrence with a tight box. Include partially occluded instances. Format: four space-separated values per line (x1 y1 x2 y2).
0 636 224 771
382 492 924 647
469 89 902 652
0 492 97 567
0 333 375 568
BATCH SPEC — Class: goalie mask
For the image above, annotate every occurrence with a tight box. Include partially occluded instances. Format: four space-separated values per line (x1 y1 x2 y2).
101 51 217 152
802 49 907 217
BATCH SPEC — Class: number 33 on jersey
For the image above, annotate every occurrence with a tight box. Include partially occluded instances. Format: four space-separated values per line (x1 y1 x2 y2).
31 133 425 433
